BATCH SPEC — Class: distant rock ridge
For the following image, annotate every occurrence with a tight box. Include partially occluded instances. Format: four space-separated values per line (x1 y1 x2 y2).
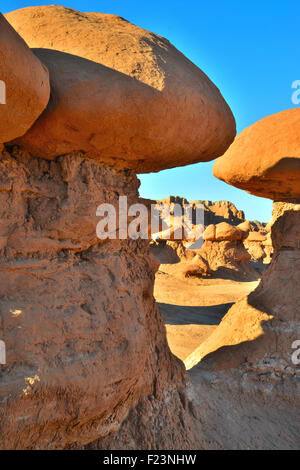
149 196 271 280
157 196 245 226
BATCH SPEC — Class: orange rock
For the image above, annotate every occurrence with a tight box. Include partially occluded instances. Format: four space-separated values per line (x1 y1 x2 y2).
271 203 300 250
203 200 244 225
200 238 255 280
187 202 300 384
215 222 243 241
213 108 300 199
237 220 252 233
179 255 211 278
5 5 235 172
203 224 216 241
0 14 50 142
246 231 267 242
0 146 196 449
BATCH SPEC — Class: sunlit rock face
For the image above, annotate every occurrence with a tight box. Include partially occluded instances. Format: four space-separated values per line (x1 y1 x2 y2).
213 108 300 200
199 222 258 281
0 5 239 450
0 146 196 449
184 110 300 449
243 230 271 263
5 5 235 172
184 201 300 449
0 14 50 143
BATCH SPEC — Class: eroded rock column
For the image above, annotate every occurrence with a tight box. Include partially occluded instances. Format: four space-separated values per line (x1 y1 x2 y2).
0 146 195 449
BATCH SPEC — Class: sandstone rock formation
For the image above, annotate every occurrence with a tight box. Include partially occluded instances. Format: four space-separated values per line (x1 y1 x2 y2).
0 14 50 143
158 196 245 226
203 200 245 225
0 146 199 450
200 222 258 280
5 5 235 172
0 6 236 449
213 108 300 200
149 197 257 280
243 229 272 263
185 111 300 449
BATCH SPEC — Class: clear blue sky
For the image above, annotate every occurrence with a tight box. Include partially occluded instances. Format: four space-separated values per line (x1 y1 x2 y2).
2 0 299 222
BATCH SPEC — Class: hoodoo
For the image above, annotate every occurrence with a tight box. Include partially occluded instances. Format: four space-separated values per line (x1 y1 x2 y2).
186 109 300 449
5 5 235 172
0 14 50 143
0 6 235 449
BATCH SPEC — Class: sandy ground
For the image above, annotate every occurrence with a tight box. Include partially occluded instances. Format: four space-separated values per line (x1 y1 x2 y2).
155 263 300 449
155 263 259 362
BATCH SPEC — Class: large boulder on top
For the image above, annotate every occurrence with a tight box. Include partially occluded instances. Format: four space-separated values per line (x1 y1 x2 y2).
200 222 256 281
237 220 252 234
214 222 244 241
213 108 300 200
5 5 236 172
0 14 50 143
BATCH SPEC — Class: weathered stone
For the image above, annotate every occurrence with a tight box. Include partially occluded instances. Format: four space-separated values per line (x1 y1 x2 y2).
213 108 300 200
0 146 196 449
0 14 50 143
5 5 235 172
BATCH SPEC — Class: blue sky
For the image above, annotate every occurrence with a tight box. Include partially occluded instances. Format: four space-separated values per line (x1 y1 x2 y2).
2 0 299 222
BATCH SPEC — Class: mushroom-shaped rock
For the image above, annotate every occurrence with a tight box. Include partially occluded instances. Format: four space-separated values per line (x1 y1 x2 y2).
186 113 300 447
203 224 216 241
213 108 300 200
246 230 267 242
215 222 243 241
0 14 50 142
200 222 255 280
5 5 236 172
237 220 252 234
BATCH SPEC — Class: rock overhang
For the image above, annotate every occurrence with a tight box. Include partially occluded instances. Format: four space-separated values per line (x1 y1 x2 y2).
213 108 300 200
4 4 236 173
0 14 50 143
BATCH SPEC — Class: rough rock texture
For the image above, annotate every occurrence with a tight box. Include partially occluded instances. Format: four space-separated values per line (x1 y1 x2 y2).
176 253 211 279
214 222 244 241
203 200 245 225
0 146 196 449
237 220 252 233
243 229 273 263
85 382 196 450
213 108 300 200
236 221 273 264
200 222 257 280
158 196 245 226
185 201 300 449
150 240 211 281
197 109 300 448
0 14 50 143
5 5 236 172
149 198 254 280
